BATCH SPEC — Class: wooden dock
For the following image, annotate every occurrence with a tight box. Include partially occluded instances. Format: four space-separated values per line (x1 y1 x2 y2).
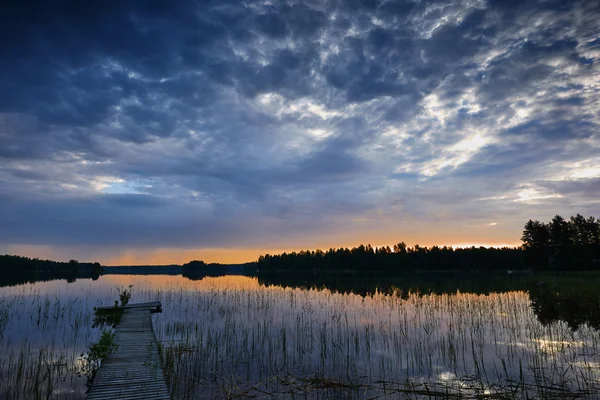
87 302 170 400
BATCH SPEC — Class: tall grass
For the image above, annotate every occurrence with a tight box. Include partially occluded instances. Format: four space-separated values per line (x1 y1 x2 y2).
150 276 600 399
0 281 124 399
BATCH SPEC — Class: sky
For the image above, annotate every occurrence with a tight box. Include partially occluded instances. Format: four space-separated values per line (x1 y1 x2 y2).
1 0 599 265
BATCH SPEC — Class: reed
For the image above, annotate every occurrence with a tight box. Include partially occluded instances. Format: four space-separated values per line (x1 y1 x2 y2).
1 275 599 399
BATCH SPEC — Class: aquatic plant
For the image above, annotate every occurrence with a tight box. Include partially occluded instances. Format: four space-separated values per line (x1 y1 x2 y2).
1 275 599 399
78 287 133 385
77 330 118 383
117 285 133 307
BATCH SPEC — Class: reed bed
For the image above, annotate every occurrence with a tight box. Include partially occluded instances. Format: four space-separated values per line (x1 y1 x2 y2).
0 281 119 399
149 276 600 399
1 275 599 399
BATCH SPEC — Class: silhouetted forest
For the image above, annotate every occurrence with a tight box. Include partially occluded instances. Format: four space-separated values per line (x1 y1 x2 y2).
182 260 253 279
182 260 225 279
257 214 600 272
2 214 598 288
522 214 600 269
257 244 522 272
0 254 103 286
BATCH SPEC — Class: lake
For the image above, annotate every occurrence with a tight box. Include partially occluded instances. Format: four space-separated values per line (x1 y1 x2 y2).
1 272 599 399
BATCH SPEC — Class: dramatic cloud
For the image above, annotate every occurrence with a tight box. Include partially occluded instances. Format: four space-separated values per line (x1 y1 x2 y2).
1 0 598 263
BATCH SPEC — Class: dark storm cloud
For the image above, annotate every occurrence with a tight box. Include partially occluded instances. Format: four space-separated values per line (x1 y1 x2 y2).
0 0 599 252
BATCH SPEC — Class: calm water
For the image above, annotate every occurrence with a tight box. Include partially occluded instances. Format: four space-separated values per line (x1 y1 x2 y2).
1 273 599 399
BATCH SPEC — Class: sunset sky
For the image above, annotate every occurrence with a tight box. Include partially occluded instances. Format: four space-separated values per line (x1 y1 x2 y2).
1 0 599 265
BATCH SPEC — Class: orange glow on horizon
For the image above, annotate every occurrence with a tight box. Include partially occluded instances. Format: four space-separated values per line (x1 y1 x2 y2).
103 241 521 265
2 234 522 266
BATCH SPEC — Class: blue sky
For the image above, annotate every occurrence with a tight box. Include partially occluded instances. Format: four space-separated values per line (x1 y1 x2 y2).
0 0 599 264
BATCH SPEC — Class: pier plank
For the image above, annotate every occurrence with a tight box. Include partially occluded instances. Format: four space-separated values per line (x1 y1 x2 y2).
87 302 170 400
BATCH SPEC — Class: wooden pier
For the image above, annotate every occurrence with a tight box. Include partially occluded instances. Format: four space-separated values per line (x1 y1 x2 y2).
87 301 170 400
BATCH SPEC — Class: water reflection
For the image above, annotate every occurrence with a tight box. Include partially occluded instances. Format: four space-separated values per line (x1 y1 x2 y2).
257 271 600 331
0 269 100 288
2 270 600 331
529 283 600 330
1 273 600 399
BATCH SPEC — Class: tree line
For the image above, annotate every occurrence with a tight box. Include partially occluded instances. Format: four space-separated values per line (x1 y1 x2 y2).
0 254 103 286
2 214 598 283
182 260 225 279
257 214 600 272
0 254 102 272
522 214 600 269
257 244 521 272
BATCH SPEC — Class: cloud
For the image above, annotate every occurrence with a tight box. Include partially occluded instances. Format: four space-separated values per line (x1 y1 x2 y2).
0 0 599 261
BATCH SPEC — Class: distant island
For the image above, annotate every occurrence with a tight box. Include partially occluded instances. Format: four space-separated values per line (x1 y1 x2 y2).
181 260 250 279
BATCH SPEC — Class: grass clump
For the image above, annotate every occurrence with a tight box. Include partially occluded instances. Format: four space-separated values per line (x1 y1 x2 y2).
78 330 118 382
91 285 133 328
79 286 133 385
